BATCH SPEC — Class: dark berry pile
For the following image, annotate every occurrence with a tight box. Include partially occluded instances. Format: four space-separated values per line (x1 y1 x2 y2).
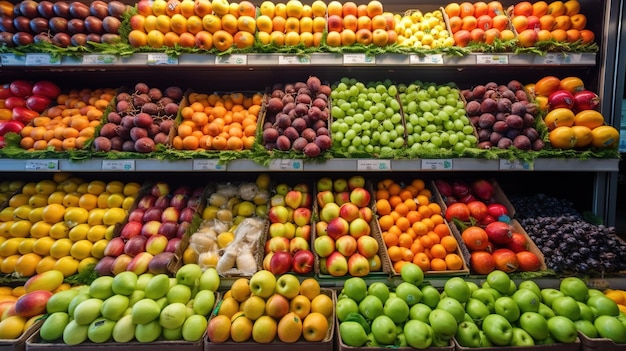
511 194 626 275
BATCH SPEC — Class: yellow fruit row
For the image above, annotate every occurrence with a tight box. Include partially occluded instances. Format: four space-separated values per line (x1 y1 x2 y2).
603 289 626 314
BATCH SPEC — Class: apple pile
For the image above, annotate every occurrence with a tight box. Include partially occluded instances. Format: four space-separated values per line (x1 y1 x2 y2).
401 81 476 153
94 82 183 153
452 270 626 346
461 80 543 151
325 0 396 47
262 76 332 157
330 78 405 155
444 1 516 47
509 0 595 48
530 75 619 150
186 175 270 274
207 270 333 343
255 0 326 47
0 174 140 278
0 0 126 47
35 265 219 344
314 176 382 277
394 9 453 49
263 182 315 275
96 181 203 277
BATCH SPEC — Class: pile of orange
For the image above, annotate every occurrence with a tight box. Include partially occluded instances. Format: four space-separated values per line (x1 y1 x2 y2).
375 178 463 273
18 89 115 151
172 92 262 151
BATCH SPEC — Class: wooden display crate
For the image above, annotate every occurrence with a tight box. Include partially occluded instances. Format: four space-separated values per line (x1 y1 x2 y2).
0 320 43 351
579 331 626 351
454 337 581 351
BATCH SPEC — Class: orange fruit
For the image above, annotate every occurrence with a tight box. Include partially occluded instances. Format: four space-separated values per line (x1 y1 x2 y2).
393 260 407 273
387 245 403 262
376 199 391 215
430 244 447 259
419 234 434 249
433 223 450 238
413 252 430 271
395 217 411 232
394 203 409 217
441 235 458 252
383 232 398 247
430 257 447 271
378 215 394 231
398 233 413 248
412 221 429 236
445 253 463 270
402 248 414 262
410 240 424 254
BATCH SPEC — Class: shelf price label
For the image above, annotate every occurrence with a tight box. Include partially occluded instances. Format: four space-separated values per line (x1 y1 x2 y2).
421 159 452 170
357 159 391 171
343 53 375 65
269 159 303 171
409 54 444 65
476 54 508 65
25 54 61 66
215 54 247 65
102 160 135 171
533 53 582 65
25 160 58 171
587 278 610 289
0 54 25 66
193 159 225 171
82 54 118 65
499 159 533 170
147 53 178 65
278 55 311 64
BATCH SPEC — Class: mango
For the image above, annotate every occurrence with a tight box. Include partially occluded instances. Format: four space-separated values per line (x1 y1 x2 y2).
40 312 69 341
131 299 161 324
144 274 170 300
89 276 114 300
46 289 79 313
88 317 116 343
73 298 103 325
176 263 202 287
0 315 26 339
193 290 215 316
24 270 64 293
159 302 187 329
68 293 90 318
129 290 145 306
112 271 137 296
135 320 162 342
162 326 183 340
101 295 129 321
167 284 192 304
136 273 154 290
155 296 168 310
112 314 136 343
15 290 53 318
182 314 207 341
199 268 220 292
63 320 89 345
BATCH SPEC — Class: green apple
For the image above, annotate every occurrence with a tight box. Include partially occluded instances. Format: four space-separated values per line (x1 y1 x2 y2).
249 270 276 298
494 296 520 323
275 274 301 299
538 302 556 319
336 297 359 322
428 308 457 339
395 282 422 306
198 267 220 292
587 295 620 317
400 262 424 285
588 288 604 297
420 285 441 309
396 333 407 347
540 288 565 307
128 290 145 307
409 303 431 323
444 277 470 303
192 290 215 316
465 298 490 324
512 288 540 313
578 301 595 321
383 297 409 324
471 288 496 312
176 264 202 287
510 327 535 346
167 284 192 304
403 320 433 348
518 280 542 300
547 315 578 343
437 297 466 324
89 276 114 300
518 311 549 341
560 277 589 302
359 295 383 321
343 277 367 303
478 330 493 347
455 321 481 347
340 321 369 346
551 296 581 321
575 319 598 338
536 335 556 345
482 314 513 346
485 270 512 295
112 271 137 296
136 273 154 290
594 315 626 343
371 315 397 345
367 282 390 304
466 281 479 294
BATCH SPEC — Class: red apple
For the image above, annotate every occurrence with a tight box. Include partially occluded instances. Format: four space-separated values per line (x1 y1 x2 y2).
357 235 379 258
334 191 350 206
359 207 373 222
141 220 162 236
347 252 370 277
142 207 163 222
295 225 311 241
485 221 512 245
292 250 314 274
326 217 349 240
268 236 290 253
120 221 143 239
269 251 292 275
268 205 289 224
339 202 360 222
285 190 303 210
349 217 371 238
127 208 145 223
335 235 357 256
314 235 335 258
151 182 170 197
124 235 147 257
289 237 309 254
161 207 180 223
300 193 312 208
158 221 179 239
325 251 348 276
349 187 371 208
170 193 188 211
154 195 171 209
316 190 335 208
319 203 340 222
293 207 312 227
165 237 181 252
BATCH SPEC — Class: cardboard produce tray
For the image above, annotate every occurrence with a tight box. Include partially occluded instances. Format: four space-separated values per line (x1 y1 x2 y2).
579 332 626 351
454 337 581 351
204 288 335 351
0 320 43 351
26 334 204 351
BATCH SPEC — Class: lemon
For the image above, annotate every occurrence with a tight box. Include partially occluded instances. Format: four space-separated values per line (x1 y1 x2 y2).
47 191 67 205
68 223 90 241
0 221 14 237
0 238 22 257
17 237 36 255
36 256 58 274
42 203 66 224
236 201 255 217
58 179 79 193
202 206 219 220
87 225 107 242
0 207 15 222
50 238 73 259
87 180 106 195
216 232 235 249
105 181 124 194
8 194 29 208
49 222 70 239
76 182 88 194
27 207 44 223
122 197 135 210
12 205 33 221
104 225 116 240
52 172 72 184
78 257 98 273
32 236 55 256
28 193 49 207
90 239 108 259
53 256 79 277
103 208 126 226
78 193 98 211
29 221 51 238
255 173 271 189
106 193 125 208
183 247 200 265
35 180 57 195
97 191 111 209
21 182 37 196
70 240 93 260
9 180 24 192
62 192 80 207
123 182 142 196
87 208 106 226
64 207 89 227
10 220 32 238
0 254 20 274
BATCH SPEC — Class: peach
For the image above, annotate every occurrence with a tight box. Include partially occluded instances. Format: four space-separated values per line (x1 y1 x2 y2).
366 0 383 18
487 1 503 17
202 14 221 33
459 2 474 17
448 16 462 33
170 13 188 34
371 14 387 30
144 15 158 31
527 15 540 30
565 29 580 42
553 15 571 30
234 31 254 48
342 1 357 17
473 1 488 17
284 31 300 45
221 13 238 35
357 4 367 17
187 15 203 34
285 0 303 19
444 3 460 17
237 15 256 33
547 1 566 17
311 0 326 17
256 30 270 44
355 28 372 45
382 12 394 30
238 0 256 17
484 28 500 44
536 29 552 41
517 28 538 47
327 0 342 17
180 0 195 17
178 32 196 47
228 2 238 16
327 14 342 32
579 29 594 44
130 14 146 31
152 0 168 16
165 0 181 16
272 16 286 32
539 14 555 31
194 0 213 17
325 30 341 46
312 16 326 32
453 29 471 47
194 30 213 49
513 1 532 16
470 28 485 43
570 14 586 30
386 29 397 44
461 15 477 31
550 28 567 41
155 14 171 34
256 15 272 32
500 29 515 40
300 31 313 46
476 14 492 30
212 29 233 51
492 14 509 31
357 15 371 31
564 0 580 16
275 3 287 18
146 29 165 48
285 17 299 32
532 1 548 17
511 15 528 33
136 0 153 16
163 31 180 46
340 28 356 46
259 1 275 17
299 16 313 32
371 27 388 46
313 31 323 46
270 30 285 45
343 14 357 32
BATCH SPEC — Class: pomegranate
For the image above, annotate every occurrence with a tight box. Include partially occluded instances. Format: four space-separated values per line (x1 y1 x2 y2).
466 201 489 221
487 203 508 219
471 179 494 201
573 90 600 112
435 179 453 197
507 232 529 253
445 202 471 222
451 180 471 198
484 221 512 245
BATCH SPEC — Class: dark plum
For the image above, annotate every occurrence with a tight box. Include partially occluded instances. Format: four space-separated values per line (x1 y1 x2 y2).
154 132 169 145
263 128 279 143
292 137 308 151
523 127 539 141
133 113 153 128
291 117 307 132
276 135 291 151
511 102 527 116
465 101 481 116
480 98 497 113
505 114 524 129
493 120 508 133
314 135 332 150
478 129 491 142
267 97 283 112
513 135 531 150
296 93 311 105
301 128 316 142
303 142 321 157
283 126 299 141
532 138 545 151
135 137 156 153
307 76 321 93
489 131 503 145
130 127 148 141
93 136 112 151
164 86 183 100
472 85 487 99
478 113 496 128
99 122 117 138
478 141 492 149
122 140 135 152
497 137 513 149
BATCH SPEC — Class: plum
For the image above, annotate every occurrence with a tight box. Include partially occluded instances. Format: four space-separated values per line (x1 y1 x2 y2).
263 128 279 143
511 102 527 116
291 117 307 132
513 135 531 150
480 98 497 113
505 114 524 130
164 86 183 100
134 137 155 153
315 135 332 150
478 113 496 128
292 137 308 151
276 135 291 151
465 100 481 116
283 126 299 141
303 142 321 157
497 137 513 149
307 76 321 93
267 97 283 112
99 122 117 138
93 136 111 152
301 128 316 142
133 113 153 128
135 82 149 94
296 93 311 105
497 98 512 112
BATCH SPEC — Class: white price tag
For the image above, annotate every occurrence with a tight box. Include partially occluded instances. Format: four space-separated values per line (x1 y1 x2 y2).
82 54 118 65
409 54 444 64
278 55 311 64
476 54 508 65
193 159 225 171
587 278 609 289
215 54 247 65
25 160 58 171
25 54 61 66
0 54 25 65
147 53 178 65
421 159 452 170
268 159 303 171
534 53 582 65
499 159 533 170
102 160 135 171
343 53 375 64
357 159 391 171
